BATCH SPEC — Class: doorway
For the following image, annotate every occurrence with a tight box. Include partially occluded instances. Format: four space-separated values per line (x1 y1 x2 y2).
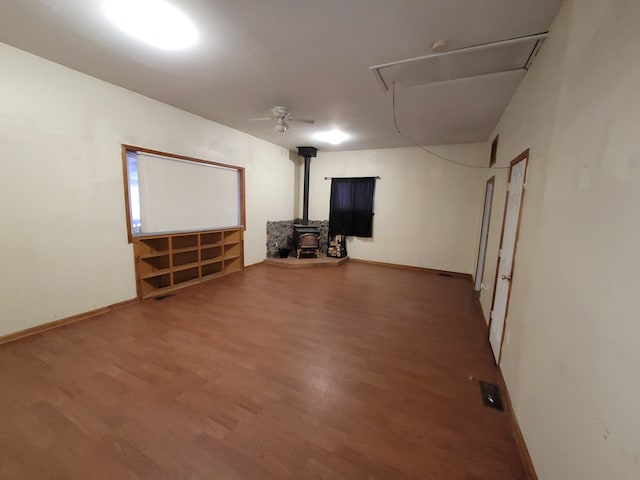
474 176 495 292
489 149 529 363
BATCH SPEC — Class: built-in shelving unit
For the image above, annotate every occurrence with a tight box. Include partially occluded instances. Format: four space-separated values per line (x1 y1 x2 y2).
133 228 243 299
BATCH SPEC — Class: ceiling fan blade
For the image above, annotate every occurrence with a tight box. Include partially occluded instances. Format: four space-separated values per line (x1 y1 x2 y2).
288 117 315 124
248 117 275 121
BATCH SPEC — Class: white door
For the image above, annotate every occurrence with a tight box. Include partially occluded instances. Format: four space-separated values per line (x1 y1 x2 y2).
474 178 495 291
489 151 529 363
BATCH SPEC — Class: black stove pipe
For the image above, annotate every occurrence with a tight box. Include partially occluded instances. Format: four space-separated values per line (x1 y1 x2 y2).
297 146 318 225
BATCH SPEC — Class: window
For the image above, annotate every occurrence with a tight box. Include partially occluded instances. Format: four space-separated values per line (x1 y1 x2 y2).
329 177 377 237
126 151 142 234
122 146 245 241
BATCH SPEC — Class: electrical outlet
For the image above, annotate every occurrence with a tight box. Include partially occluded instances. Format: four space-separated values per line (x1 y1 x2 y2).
480 283 487 290
505 332 511 345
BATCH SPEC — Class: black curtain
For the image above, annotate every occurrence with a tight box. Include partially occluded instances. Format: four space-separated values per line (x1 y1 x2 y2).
329 177 376 237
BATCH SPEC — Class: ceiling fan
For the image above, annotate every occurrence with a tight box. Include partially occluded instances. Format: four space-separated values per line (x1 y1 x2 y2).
250 106 315 132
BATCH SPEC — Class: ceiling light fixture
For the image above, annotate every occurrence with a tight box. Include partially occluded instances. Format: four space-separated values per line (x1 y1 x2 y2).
103 0 197 50
315 130 349 145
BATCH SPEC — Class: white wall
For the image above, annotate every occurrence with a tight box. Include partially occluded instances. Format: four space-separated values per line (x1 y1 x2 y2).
478 1 640 478
0 43 294 337
301 145 486 274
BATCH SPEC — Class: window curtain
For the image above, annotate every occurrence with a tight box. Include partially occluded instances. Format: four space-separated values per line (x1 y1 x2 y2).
329 177 376 237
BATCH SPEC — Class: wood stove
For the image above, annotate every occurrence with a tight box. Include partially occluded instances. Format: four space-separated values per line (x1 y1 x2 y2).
294 146 320 259
293 224 320 258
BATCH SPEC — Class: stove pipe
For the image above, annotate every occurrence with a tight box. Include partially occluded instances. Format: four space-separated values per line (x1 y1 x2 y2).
297 146 318 225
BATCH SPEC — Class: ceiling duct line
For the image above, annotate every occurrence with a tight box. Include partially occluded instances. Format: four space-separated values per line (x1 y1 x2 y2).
371 31 549 92
390 82 508 170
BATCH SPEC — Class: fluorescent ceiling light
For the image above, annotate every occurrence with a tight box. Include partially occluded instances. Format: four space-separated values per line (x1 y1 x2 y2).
315 130 350 145
103 0 197 50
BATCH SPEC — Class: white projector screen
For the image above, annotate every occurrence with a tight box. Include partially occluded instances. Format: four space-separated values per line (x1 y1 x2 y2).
137 152 241 234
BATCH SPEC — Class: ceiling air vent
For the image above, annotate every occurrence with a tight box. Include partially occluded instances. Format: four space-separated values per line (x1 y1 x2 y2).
370 32 547 92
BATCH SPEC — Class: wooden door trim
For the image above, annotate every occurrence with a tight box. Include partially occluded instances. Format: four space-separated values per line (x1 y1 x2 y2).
488 149 530 363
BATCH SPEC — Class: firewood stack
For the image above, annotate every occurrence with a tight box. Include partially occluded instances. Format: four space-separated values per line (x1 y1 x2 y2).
327 234 347 258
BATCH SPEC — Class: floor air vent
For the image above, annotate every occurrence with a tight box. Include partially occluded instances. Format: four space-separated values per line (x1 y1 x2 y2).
479 381 504 411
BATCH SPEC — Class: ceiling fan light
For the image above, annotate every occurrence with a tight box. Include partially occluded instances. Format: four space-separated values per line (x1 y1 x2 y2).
315 129 349 145
275 123 288 133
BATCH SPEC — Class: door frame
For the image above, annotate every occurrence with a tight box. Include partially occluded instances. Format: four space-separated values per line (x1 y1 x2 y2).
488 149 530 363
474 176 496 292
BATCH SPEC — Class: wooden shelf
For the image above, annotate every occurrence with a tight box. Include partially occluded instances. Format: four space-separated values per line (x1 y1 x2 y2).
140 267 171 280
172 235 198 250
172 261 200 273
201 242 223 249
201 257 223 266
171 246 200 254
202 261 223 277
173 267 199 285
139 251 170 259
137 237 169 257
133 228 243 300
224 243 241 258
140 272 171 297
224 256 242 273
173 250 199 266
201 232 223 246
201 246 222 261
224 230 241 244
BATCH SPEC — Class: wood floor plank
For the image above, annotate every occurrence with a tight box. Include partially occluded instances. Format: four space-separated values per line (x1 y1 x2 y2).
0 263 527 479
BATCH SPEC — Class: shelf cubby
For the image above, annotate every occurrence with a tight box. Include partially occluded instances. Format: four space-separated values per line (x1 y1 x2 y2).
224 256 242 273
202 262 223 278
173 250 199 267
139 255 170 278
137 237 169 257
202 246 222 262
200 232 223 247
224 230 241 244
171 234 198 251
133 227 243 299
173 266 199 285
141 273 171 297
224 242 241 259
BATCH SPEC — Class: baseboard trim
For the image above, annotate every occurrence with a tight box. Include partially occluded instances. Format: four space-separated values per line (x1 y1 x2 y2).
475 294 490 331
495 369 539 480
472 291 537 479
349 258 472 280
0 298 137 346
243 261 264 270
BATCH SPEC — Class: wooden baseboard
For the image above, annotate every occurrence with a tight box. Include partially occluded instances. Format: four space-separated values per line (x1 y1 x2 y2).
348 258 472 280
471 291 536 479
0 298 137 346
495 369 539 480
243 261 264 270
474 294 490 331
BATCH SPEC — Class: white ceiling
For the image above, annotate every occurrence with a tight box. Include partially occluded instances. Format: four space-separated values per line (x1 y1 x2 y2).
0 0 563 152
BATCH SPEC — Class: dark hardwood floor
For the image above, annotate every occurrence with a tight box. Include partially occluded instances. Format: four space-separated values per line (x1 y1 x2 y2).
0 263 526 479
